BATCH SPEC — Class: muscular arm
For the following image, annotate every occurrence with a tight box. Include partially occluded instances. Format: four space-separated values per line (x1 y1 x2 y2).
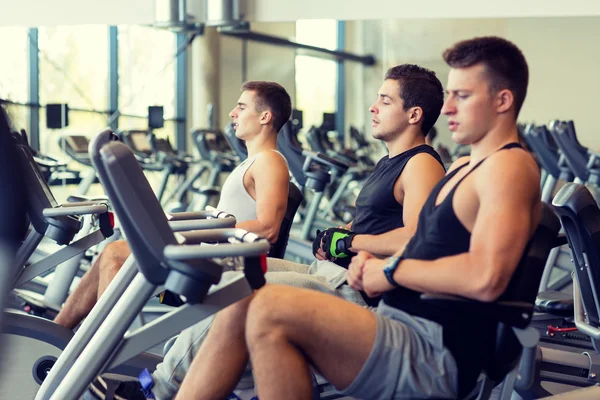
236 153 289 244
350 153 446 256
388 152 541 301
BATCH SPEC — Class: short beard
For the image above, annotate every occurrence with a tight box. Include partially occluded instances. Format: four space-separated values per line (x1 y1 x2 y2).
372 130 394 142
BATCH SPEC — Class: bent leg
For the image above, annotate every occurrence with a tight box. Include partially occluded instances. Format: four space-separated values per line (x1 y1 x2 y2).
151 272 254 399
246 285 377 400
153 268 362 398
54 240 130 329
54 254 101 329
247 286 459 400
175 294 255 400
97 240 130 298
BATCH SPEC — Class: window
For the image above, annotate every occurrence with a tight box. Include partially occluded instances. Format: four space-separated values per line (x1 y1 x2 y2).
294 20 338 131
118 25 176 120
37 26 110 154
38 26 109 110
4 104 29 132
0 27 29 104
0 27 29 129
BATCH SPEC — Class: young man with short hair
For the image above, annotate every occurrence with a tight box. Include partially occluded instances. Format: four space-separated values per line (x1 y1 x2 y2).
55 81 292 330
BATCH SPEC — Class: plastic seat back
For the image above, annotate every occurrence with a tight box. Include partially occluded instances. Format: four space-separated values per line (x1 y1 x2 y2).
13 131 81 244
523 125 561 179
549 121 590 182
90 132 174 284
553 182 600 327
485 203 561 381
277 121 307 188
270 182 304 259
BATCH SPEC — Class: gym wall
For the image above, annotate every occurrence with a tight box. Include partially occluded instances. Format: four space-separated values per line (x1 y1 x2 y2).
218 22 296 131
186 22 296 150
342 17 600 150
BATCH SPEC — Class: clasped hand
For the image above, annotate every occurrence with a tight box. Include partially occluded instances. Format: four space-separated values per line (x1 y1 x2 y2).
347 251 394 298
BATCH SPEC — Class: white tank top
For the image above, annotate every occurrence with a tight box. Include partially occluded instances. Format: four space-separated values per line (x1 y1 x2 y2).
216 150 288 223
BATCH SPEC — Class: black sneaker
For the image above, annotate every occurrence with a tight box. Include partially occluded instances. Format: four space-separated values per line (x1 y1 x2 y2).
85 376 147 400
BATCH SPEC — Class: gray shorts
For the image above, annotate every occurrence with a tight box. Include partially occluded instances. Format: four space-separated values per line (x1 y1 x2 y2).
340 301 459 400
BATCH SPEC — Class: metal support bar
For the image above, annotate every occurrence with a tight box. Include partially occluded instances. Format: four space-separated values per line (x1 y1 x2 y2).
0 246 15 352
35 256 140 400
109 274 252 368
285 235 314 261
75 169 98 195
322 170 355 216
220 28 376 66
336 21 346 142
164 241 270 259
42 215 95 308
301 190 324 240
49 273 156 400
173 163 209 203
542 175 558 204
28 28 40 150
15 229 106 286
14 229 44 272
538 245 565 292
169 217 235 232
175 32 187 152
156 166 174 203
574 274 600 339
108 26 119 130
42 204 108 217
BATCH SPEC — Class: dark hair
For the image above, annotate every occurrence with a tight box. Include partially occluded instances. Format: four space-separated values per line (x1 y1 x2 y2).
428 126 438 141
384 64 444 136
241 81 292 132
443 36 529 117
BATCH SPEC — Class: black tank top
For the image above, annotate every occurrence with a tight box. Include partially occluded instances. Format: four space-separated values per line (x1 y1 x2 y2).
352 144 444 235
382 142 524 396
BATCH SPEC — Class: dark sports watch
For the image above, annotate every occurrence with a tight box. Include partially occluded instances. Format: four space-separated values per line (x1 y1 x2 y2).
383 256 404 288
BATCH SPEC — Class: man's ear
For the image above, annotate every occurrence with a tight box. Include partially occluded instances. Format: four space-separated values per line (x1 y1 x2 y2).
408 106 423 125
496 89 514 114
260 110 273 125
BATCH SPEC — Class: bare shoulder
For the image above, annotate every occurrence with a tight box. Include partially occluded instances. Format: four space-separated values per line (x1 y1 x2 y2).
251 151 290 178
402 151 446 180
477 148 540 198
447 156 471 173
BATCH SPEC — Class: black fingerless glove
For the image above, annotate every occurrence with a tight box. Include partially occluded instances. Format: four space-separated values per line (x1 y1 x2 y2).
321 228 357 260
312 229 326 257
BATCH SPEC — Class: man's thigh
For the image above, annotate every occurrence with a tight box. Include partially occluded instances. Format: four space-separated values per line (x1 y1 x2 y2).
341 302 459 400
249 285 378 390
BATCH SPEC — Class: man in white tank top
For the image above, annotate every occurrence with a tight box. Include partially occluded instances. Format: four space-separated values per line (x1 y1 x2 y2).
215 81 290 242
54 81 292 330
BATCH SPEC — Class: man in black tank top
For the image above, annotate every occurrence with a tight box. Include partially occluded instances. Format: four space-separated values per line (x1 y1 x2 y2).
313 64 446 263
219 37 542 400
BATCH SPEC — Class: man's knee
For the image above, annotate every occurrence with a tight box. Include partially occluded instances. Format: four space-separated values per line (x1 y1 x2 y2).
246 285 298 348
99 240 130 273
